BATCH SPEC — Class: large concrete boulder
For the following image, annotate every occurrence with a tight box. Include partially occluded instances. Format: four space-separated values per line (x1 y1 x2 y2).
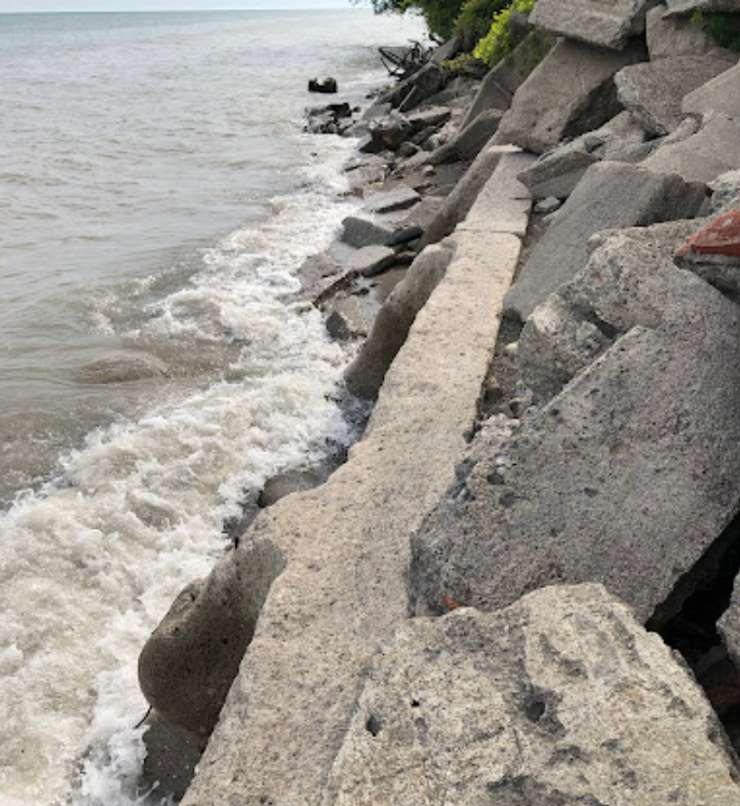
492 39 645 154
382 62 447 112
518 219 703 402
646 3 727 58
462 31 555 128
529 0 656 49
411 260 740 625
615 56 735 136
517 111 648 199
682 60 740 120
643 113 740 184
138 536 284 737
504 160 706 321
666 0 740 15
325 585 740 805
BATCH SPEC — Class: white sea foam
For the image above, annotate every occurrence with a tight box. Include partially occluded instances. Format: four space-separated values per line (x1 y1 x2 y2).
0 135 360 806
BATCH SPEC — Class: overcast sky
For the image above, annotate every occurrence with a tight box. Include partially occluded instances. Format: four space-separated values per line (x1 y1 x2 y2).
0 0 356 10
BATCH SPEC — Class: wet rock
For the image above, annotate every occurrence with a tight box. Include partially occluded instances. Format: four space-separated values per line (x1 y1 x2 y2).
259 463 333 507
643 113 740 184
530 0 656 48
344 241 456 399
305 102 352 134
75 352 169 384
646 3 725 58
382 62 447 111
405 106 452 132
504 161 707 321
324 585 740 806
363 186 420 214
412 246 740 624
346 245 397 278
138 536 285 737
492 38 645 154
141 711 206 802
428 108 504 165
359 113 414 153
615 56 735 136
308 77 337 94
340 216 394 249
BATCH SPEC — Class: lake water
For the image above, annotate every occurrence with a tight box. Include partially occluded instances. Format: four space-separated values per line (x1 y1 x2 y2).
0 9 424 805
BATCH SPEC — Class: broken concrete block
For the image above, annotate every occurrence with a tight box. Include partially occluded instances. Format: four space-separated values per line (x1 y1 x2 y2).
381 62 447 111
462 31 555 128
675 210 740 297
412 258 740 626
346 245 397 277
666 0 740 15
615 56 734 136
682 60 740 119
518 111 649 199
530 0 655 49
363 186 420 214
518 219 703 401
325 585 740 806
646 3 725 58
643 113 740 184
504 161 707 321
340 216 394 248
428 108 504 165
492 38 645 154
710 169 740 213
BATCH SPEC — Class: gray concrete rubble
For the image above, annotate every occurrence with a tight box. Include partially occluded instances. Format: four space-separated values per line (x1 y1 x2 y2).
363 186 421 214
682 60 740 119
530 0 656 49
179 159 529 806
643 113 740 184
346 150 532 400
710 169 740 213
504 160 707 321
462 31 555 128
411 248 740 626
492 38 646 154
345 245 397 277
615 55 735 136
428 108 503 165
323 585 740 806
665 0 740 15
340 216 394 248
517 111 648 199
646 3 730 58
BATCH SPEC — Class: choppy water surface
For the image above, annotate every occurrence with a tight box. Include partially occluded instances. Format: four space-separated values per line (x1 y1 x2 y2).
0 10 424 805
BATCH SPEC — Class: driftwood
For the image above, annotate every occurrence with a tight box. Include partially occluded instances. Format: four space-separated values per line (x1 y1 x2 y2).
379 40 432 79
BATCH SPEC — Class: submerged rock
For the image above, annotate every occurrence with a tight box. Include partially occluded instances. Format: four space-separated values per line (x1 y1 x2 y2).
308 77 337 94
324 584 740 805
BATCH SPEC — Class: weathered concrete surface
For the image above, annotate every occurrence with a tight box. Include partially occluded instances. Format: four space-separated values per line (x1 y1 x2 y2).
340 216 394 248
518 219 702 402
504 160 707 321
462 31 555 128
615 56 734 135
421 144 520 247
346 245 397 277
682 60 740 119
517 111 648 199
710 169 740 213
646 3 725 58
363 186 420 214
346 150 533 400
324 585 740 806
530 0 655 49
412 263 740 625
492 39 645 154
180 176 528 806
666 0 740 15
643 113 740 184
428 108 503 165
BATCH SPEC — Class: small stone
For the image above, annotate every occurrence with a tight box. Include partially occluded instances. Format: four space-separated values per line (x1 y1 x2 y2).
534 196 561 213
308 77 337 94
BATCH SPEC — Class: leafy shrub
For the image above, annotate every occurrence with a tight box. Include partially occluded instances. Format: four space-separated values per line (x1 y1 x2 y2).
692 10 740 52
364 0 466 39
474 0 536 65
454 0 512 48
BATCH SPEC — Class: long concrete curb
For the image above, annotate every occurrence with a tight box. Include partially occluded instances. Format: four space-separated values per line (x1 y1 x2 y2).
181 152 532 806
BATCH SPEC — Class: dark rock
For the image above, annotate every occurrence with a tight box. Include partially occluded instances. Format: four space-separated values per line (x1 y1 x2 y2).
504 161 707 321
646 3 725 59
340 216 394 249
258 463 333 507
428 108 504 165
381 62 447 111
141 712 206 803
308 77 337 94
